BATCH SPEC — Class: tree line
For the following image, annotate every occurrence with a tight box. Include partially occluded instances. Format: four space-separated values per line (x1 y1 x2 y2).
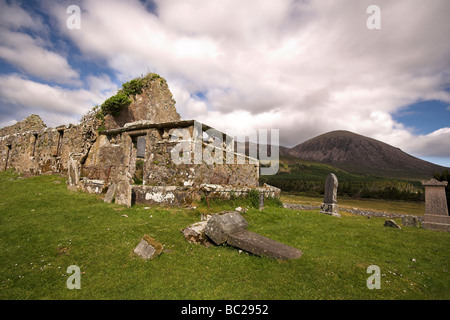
260 173 424 201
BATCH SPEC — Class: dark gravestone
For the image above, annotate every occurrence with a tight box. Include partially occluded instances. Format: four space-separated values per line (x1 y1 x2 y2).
259 192 265 210
320 173 340 217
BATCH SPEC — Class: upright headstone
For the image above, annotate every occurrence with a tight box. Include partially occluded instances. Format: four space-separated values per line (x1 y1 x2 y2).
115 180 132 207
421 179 450 232
67 155 81 191
320 173 340 217
259 192 265 210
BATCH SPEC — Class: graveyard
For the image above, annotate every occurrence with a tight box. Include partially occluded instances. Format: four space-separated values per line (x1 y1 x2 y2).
0 169 449 300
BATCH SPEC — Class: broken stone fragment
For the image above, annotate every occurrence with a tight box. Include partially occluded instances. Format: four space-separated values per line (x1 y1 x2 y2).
181 221 213 246
235 206 247 213
384 219 401 229
134 235 163 260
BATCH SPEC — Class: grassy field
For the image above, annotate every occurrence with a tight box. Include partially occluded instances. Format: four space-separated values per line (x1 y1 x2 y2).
0 170 449 300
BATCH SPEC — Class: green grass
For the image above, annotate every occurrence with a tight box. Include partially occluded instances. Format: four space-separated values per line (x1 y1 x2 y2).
0 170 449 300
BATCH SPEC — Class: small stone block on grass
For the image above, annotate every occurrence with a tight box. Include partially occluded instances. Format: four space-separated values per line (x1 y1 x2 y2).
134 235 163 260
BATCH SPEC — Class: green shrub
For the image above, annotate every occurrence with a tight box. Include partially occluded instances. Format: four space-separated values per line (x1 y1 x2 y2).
99 73 165 117
265 196 283 207
101 92 132 116
122 78 144 97
248 189 260 208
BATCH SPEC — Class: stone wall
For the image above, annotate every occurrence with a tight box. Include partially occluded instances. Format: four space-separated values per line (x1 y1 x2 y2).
282 203 424 221
103 78 180 130
0 113 98 175
0 78 266 207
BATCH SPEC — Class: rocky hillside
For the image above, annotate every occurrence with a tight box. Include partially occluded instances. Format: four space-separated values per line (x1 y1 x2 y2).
287 130 448 179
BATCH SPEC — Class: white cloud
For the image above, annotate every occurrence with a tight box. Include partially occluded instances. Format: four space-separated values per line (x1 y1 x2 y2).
0 74 112 126
1 0 449 164
0 0 79 84
0 0 46 31
402 128 450 158
0 28 80 84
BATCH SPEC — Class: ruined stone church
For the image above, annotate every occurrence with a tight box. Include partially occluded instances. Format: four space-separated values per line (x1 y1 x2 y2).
0 74 279 206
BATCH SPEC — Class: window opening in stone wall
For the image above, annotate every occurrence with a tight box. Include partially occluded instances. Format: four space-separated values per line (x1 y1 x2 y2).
56 130 64 157
132 135 146 185
32 134 38 157
5 144 11 171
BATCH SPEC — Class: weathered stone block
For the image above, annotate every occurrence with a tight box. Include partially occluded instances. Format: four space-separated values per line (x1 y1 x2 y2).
422 214 450 232
104 183 117 203
320 203 340 217
402 216 419 227
204 212 248 245
422 179 449 216
115 180 132 207
421 178 449 232
134 235 163 260
181 221 213 246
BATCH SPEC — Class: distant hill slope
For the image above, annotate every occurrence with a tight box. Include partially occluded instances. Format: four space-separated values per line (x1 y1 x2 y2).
287 130 448 179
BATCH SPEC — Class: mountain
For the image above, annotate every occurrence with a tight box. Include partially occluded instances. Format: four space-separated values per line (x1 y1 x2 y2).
287 130 448 179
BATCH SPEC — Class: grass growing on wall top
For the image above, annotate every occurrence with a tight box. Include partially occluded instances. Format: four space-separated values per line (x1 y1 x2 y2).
100 73 165 116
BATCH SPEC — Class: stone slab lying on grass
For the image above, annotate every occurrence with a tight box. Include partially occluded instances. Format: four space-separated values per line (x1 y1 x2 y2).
204 211 248 245
227 230 303 260
204 212 302 260
134 235 163 260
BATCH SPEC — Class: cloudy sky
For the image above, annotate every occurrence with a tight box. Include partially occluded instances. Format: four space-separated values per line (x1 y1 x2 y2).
0 0 449 167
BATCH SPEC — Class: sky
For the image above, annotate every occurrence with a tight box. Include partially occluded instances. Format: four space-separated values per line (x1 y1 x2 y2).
0 0 449 167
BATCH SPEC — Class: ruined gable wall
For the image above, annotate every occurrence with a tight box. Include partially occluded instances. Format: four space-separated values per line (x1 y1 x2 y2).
104 78 180 130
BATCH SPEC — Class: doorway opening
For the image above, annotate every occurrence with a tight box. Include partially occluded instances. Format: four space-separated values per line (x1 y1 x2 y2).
5 144 11 171
131 135 146 185
32 134 38 157
56 130 64 157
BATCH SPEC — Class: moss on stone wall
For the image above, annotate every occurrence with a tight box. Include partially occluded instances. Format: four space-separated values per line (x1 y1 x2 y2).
100 73 166 117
